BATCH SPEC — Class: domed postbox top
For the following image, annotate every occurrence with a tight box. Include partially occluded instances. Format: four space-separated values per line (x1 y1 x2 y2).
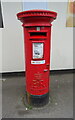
17 10 57 26
17 9 57 19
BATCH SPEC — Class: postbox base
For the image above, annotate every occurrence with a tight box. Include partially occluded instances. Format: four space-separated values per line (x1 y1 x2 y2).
26 92 49 107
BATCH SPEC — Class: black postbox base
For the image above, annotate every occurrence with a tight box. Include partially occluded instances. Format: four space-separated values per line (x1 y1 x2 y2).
26 92 49 107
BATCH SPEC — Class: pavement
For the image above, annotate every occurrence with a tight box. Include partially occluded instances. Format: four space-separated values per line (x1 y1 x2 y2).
2 73 73 118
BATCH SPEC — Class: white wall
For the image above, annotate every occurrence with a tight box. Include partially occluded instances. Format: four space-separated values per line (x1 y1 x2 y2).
2 2 25 72
0 29 2 73
48 2 73 70
1 2 73 73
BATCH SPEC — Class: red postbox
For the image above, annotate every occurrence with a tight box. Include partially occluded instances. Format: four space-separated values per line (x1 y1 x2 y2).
17 10 57 106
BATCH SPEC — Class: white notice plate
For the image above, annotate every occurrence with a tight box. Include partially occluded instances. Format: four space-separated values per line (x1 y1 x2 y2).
33 43 43 59
31 60 45 64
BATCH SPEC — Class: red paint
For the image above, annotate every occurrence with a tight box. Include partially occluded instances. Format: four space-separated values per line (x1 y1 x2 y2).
17 10 57 95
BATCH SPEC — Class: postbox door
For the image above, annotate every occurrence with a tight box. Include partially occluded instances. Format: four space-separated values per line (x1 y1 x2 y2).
30 40 50 95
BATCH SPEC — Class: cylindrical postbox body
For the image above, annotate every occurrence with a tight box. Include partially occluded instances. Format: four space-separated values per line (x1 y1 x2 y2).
17 10 57 106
